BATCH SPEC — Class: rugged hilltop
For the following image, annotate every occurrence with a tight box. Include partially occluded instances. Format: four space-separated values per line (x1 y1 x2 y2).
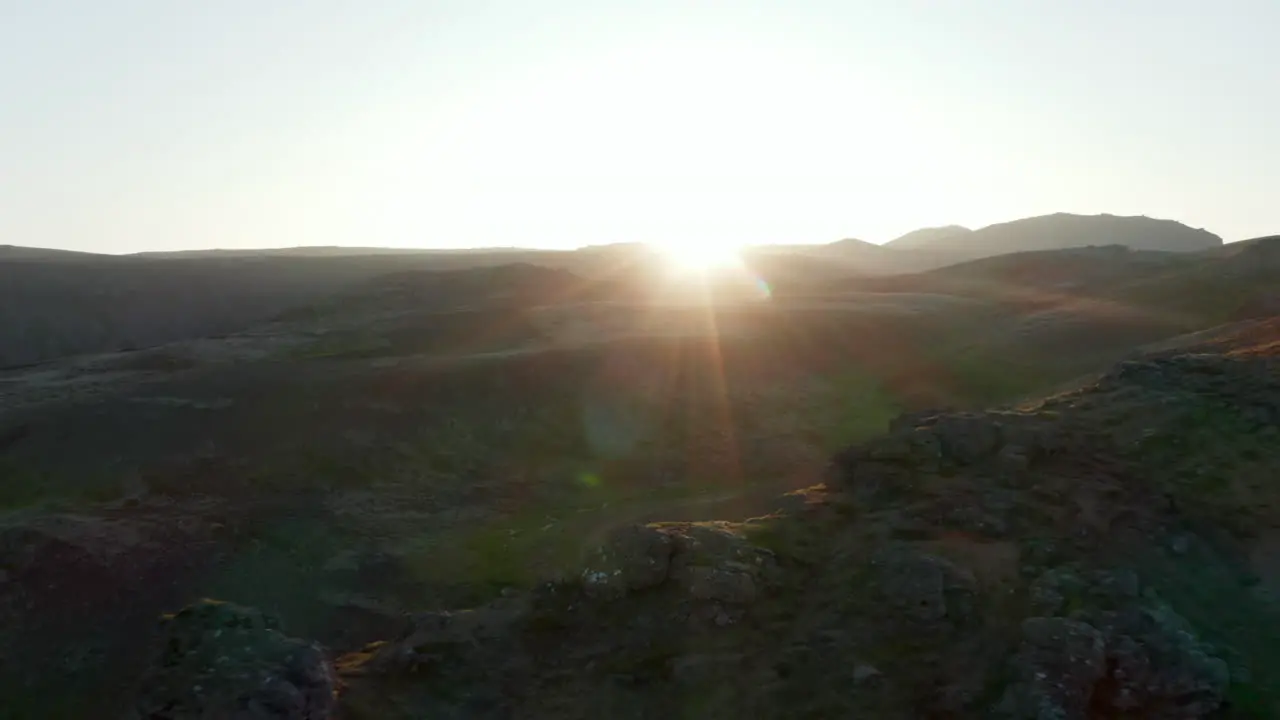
128 316 1280 718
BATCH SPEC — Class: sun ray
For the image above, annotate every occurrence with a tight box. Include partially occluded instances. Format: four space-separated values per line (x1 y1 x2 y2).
691 286 745 494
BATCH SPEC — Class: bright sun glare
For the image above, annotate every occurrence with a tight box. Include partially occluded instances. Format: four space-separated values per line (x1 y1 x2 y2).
652 241 744 271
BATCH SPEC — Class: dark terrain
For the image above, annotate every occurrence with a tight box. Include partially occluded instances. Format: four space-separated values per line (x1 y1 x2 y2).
0 216 1276 718
0 213 1222 369
324 314 1280 718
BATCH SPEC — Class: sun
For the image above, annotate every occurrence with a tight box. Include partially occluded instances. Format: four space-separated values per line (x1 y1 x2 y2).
651 241 744 271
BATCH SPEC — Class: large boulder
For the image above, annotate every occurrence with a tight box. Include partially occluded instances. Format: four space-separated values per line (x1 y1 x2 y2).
1028 567 1140 617
870 546 978 626
135 600 338 720
1007 568 1230 718
348 595 528 677
579 522 778 609
1090 604 1230 718
1000 617 1108 719
930 413 1005 464
579 524 676 600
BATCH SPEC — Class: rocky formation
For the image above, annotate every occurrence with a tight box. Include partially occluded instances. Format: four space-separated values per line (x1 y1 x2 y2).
127 317 1280 718
0 512 225 716
134 600 338 719
1002 567 1230 718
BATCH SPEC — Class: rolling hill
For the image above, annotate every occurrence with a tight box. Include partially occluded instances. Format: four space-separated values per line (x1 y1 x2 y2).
0 214 1241 369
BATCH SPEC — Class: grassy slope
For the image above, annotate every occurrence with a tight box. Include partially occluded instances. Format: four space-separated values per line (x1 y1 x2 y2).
0 312 916 638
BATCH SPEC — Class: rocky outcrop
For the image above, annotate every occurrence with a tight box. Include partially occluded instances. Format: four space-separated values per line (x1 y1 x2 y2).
568 521 781 625
1003 617 1108 718
870 546 978 626
0 513 220 713
130 322 1280 718
330 521 783 716
825 337 1280 716
135 600 338 719
578 524 677 599
1002 567 1231 718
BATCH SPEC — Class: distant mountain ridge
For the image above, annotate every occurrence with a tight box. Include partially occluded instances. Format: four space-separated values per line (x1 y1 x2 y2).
888 213 1222 261
8 213 1228 266
131 245 545 259
0 245 126 262
0 212 1236 366
885 225 972 250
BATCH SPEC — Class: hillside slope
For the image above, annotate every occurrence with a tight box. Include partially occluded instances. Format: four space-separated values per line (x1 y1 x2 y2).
0 244 876 367
0 245 123 262
813 242 1280 405
0 255 422 368
1110 236 1280 324
130 315 1280 719
321 317 1279 718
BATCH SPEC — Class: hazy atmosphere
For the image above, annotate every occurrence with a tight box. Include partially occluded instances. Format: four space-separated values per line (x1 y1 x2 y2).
8 3 1280 718
3 0 1277 253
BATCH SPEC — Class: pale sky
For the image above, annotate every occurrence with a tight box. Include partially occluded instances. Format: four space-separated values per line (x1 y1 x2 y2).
2 1 1276 253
